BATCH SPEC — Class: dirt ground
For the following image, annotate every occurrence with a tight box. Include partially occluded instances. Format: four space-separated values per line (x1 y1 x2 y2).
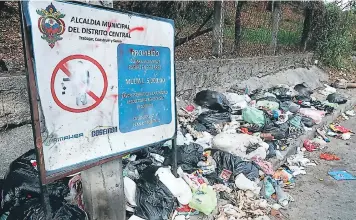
282 117 356 220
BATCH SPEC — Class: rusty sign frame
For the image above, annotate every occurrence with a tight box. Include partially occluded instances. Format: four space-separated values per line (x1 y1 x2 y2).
20 0 178 185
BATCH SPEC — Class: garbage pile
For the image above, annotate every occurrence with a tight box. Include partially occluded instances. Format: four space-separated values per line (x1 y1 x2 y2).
0 83 349 220
0 150 86 219
122 83 343 220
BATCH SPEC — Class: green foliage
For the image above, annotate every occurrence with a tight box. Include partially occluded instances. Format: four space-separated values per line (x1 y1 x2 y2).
313 3 356 69
224 26 300 46
114 1 212 29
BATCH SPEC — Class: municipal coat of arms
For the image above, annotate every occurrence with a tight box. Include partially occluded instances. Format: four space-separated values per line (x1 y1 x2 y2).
36 3 65 48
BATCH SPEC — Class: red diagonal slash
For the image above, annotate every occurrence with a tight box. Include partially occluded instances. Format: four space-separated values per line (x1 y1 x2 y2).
59 64 99 102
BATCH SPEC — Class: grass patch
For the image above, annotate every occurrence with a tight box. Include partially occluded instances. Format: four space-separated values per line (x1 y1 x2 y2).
224 26 301 46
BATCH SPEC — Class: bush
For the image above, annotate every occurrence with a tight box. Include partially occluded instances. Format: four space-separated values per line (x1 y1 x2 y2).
312 3 356 69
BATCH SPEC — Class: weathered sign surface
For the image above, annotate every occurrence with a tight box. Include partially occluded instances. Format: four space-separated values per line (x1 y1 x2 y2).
24 1 175 178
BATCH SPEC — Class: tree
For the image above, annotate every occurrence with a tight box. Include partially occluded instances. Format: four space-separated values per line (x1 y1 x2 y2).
234 1 245 53
270 1 281 55
175 11 213 47
212 1 225 57
300 2 314 52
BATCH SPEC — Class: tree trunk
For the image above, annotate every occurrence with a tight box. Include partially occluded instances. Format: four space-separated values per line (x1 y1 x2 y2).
234 1 245 53
212 0 225 57
175 11 214 47
300 5 313 52
270 1 281 55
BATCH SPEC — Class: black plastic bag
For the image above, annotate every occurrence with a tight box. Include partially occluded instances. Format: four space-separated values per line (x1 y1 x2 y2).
2 150 69 213
7 198 86 220
268 86 292 101
256 96 280 103
265 142 277 159
294 83 312 97
165 143 204 173
195 111 231 135
301 116 315 127
294 95 311 103
212 151 259 182
263 123 289 140
280 101 300 113
191 120 209 132
53 203 87 220
194 90 231 112
134 168 176 220
249 89 266 100
327 93 347 104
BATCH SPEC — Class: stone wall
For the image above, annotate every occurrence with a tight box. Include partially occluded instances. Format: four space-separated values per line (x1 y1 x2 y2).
175 53 313 102
0 53 314 177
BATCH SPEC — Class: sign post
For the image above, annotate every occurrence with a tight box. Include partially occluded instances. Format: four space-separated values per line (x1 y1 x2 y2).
20 0 176 219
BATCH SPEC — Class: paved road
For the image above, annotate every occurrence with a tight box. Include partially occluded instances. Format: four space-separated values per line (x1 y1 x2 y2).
285 116 356 220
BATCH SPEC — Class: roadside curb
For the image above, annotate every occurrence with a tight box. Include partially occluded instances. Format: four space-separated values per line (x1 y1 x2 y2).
270 95 356 170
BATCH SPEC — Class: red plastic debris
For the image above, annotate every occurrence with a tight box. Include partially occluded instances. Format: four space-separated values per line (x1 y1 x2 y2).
330 124 352 133
176 204 196 212
320 153 340 161
185 105 195 112
303 139 320 152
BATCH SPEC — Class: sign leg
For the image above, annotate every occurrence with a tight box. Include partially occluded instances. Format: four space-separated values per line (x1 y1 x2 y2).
81 159 126 220
172 137 178 177
42 185 53 220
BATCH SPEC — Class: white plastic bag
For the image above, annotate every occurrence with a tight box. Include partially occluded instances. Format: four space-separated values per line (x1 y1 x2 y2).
124 177 137 207
320 84 336 96
213 133 269 159
155 167 192 205
224 93 250 109
234 173 261 195
194 132 213 149
128 215 146 220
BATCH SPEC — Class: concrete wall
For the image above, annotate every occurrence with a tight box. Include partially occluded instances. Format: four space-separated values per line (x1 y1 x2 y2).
0 53 314 177
176 53 313 102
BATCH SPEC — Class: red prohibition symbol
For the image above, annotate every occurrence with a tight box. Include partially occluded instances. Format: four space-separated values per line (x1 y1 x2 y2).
51 55 108 113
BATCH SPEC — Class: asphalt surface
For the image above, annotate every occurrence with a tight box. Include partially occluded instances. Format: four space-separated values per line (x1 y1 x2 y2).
284 116 356 220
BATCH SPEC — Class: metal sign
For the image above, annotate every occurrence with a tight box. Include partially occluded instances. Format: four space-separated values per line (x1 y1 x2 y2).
22 0 176 183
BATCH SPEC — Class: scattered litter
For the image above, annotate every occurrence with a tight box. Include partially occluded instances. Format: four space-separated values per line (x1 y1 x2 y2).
128 215 145 220
257 100 279 111
273 168 294 183
345 110 355 116
252 157 274 175
294 83 312 97
327 93 347 104
194 132 213 149
303 139 320 152
194 90 231 112
224 93 249 109
189 185 217 215
212 133 269 160
316 128 330 143
186 105 195 112
176 204 199 216
342 113 349 120
2 83 352 219
242 107 266 127
330 124 352 134
299 108 325 124
124 177 137 207
320 84 336 96
234 173 261 195
320 153 340 161
328 171 356 180
155 167 192 205
134 167 176 220
341 133 351 140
